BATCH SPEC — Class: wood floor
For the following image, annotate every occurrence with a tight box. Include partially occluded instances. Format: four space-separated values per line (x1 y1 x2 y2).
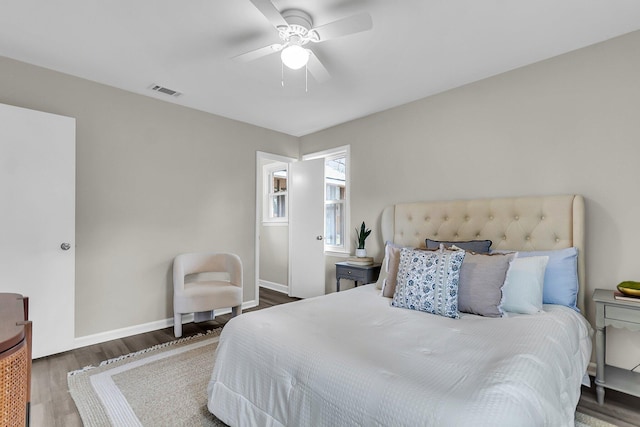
30 287 298 427
578 384 640 427
31 287 640 427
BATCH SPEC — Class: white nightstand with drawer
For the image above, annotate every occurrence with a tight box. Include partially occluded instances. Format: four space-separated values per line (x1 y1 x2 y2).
593 288 640 405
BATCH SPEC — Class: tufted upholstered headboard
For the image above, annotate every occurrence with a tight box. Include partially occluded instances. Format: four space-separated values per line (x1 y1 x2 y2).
381 194 585 312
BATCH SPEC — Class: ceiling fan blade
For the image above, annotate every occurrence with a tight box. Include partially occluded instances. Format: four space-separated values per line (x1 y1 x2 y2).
249 0 288 29
307 51 331 83
312 13 373 42
232 44 282 62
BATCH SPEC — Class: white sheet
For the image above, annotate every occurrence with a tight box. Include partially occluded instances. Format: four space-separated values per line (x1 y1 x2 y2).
208 284 592 427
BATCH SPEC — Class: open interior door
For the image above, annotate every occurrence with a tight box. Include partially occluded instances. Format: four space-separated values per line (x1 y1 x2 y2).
288 158 325 298
0 103 75 358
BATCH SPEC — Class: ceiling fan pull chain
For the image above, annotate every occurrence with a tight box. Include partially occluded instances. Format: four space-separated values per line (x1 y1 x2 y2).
281 61 285 88
305 64 308 93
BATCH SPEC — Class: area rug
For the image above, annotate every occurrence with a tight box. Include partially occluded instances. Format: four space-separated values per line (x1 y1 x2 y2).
68 330 617 427
68 329 226 427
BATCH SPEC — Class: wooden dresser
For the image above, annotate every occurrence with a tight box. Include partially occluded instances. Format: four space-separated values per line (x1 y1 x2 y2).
0 293 32 427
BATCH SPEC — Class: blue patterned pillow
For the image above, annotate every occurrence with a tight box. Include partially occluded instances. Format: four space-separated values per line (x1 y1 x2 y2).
391 247 466 319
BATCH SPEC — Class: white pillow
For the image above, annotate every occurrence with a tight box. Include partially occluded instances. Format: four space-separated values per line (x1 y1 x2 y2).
500 256 549 314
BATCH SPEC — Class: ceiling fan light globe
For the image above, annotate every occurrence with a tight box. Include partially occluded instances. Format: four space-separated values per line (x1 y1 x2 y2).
281 45 310 70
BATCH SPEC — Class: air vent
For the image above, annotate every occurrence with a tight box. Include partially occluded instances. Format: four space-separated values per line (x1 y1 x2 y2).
149 84 182 97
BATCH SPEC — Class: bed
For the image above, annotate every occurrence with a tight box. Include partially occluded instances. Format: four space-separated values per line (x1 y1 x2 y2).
208 194 593 427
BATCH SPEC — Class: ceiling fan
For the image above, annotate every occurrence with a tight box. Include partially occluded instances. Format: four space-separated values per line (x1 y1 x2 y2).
233 0 373 83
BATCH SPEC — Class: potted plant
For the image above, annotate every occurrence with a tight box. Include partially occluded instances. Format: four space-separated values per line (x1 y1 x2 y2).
355 221 371 257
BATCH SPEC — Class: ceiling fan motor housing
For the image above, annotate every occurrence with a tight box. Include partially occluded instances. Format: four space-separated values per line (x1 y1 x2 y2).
281 9 312 30
278 9 319 45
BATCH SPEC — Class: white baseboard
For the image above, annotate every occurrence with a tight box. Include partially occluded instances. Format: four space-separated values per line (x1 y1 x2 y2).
73 299 257 350
259 279 288 294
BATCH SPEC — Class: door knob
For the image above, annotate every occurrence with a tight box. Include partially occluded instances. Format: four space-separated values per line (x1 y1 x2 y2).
60 243 71 251
316 236 323 240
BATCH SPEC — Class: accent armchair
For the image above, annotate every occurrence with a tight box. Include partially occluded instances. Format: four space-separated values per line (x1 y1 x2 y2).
173 252 243 337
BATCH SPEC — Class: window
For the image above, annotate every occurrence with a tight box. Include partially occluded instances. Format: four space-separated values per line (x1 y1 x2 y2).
303 146 350 253
325 157 346 248
263 162 288 223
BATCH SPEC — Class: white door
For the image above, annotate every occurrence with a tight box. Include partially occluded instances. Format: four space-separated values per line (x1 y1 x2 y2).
289 158 325 298
0 103 75 358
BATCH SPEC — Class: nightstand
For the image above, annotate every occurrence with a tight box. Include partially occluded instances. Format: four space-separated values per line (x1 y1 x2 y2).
593 288 640 405
335 262 381 292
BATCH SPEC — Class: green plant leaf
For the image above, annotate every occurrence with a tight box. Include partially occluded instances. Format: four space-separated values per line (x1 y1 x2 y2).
355 221 371 249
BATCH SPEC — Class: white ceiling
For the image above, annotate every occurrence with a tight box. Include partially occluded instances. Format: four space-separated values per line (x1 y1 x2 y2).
1 1 640 137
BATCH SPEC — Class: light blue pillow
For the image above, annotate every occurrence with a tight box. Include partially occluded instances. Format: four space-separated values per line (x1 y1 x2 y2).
501 256 549 314
391 247 465 319
516 247 579 311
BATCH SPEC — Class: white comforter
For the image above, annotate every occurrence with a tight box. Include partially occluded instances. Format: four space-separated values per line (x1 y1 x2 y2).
208 284 592 427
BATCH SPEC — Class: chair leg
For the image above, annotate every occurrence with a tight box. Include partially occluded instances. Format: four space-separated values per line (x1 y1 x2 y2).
174 313 182 338
232 305 242 317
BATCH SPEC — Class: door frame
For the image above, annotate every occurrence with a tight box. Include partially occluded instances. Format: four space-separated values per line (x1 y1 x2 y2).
255 151 297 303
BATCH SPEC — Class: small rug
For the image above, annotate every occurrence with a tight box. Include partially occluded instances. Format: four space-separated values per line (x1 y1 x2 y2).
575 412 618 427
68 331 617 427
68 329 226 427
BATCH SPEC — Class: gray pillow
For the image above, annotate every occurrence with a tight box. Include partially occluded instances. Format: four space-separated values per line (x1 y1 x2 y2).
426 238 492 253
457 252 515 317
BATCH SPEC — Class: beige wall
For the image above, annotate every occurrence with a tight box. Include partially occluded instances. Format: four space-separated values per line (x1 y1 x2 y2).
301 30 640 368
0 56 298 337
257 156 291 289
259 225 289 286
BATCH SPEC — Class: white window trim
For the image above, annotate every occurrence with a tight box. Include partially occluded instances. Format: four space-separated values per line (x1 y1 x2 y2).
303 145 351 255
263 162 288 224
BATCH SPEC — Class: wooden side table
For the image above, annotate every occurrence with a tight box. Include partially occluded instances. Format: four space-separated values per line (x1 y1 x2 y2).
335 262 381 292
593 288 640 405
